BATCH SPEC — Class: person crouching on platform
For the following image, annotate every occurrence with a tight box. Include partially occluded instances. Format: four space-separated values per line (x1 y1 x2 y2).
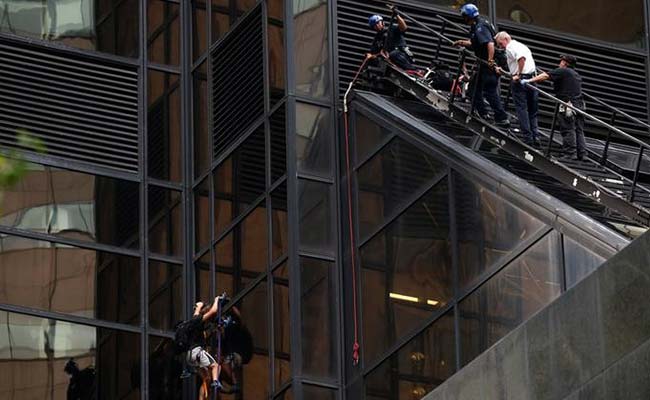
366 6 417 71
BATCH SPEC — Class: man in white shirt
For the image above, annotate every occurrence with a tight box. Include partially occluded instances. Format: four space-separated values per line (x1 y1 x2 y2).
494 31 540 147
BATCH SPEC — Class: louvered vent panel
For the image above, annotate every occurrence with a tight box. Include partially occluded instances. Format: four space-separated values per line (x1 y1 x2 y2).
337 0 649 138
212 4 265 160
0 37 139 173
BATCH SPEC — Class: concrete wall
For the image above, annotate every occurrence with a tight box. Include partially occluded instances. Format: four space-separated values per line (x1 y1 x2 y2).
423 230 650 400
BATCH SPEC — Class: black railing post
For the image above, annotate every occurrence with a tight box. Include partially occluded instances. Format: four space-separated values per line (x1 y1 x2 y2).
628 146 645 202
468 65 481 117
600 111 617 165
545 104 560 157
449 51 466 106
433 21 447 64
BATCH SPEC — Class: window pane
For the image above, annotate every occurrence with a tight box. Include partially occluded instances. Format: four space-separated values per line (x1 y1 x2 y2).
459 232 562 366
192 0 208 61
296 103 332 177
194 61 210 179
0 164 139 248
149 336 183 399
148 0 180 66
149 187 183 257
564 235 607 289
453 172 546 290
293 0 330 99
269 23 286 106
194 177 210 252
0 311 140 398
496 0 645 48
148 70 182 182
149 261 183 331
298 180 334 255
211 0 231 42
214 128 266 236
272 182 288 261
0 0 140 57
354 113 392 165
195 250 211 301
365 312 455 400
361 180 452 364
304 384 338 399
274 262 291 388
271 103 287 183
0 237 140 325
301 257 336 379
357 138 446 240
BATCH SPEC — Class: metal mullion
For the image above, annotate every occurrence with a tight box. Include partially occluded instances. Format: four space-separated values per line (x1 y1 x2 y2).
191 53 209 70
207 5 262 54
296 173 335 185
139 0 148 397
0 303 144 333
147 62 181 75
559 233 568 293
293 95 333 109
212 192 267 245
148 178 184 190
149 253 184 265
211 118 266 168
301 379 340 390
297 251 336 262
448 171 462 373
353 134 397 172
271 254 290 271
357 171 449 248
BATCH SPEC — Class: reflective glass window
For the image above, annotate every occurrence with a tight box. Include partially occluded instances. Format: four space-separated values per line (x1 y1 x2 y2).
149 336 183 399
0 236 139 325
357 138 446 240
496 0 645 48
271 103 287 183
192 0 208 61
361 180 452 364
453 172 546 290
459 231 562 366
0 164 139 248
149 186 183 257
268 20 286 106
564 235 607 289
304 384 338 399
354 113 392 165
301 257 336 379
298 180 334 255
274 261 291 388
365 312 455 400
149 261 183 331
272 182 288 261
194 177 210 252
0 311 140 398
214 128 266 236
211 0 231 42
0 0 140 57
296 103 332 177
148 0 180 66
293 0 330 99
195 250 211 301
148 70 182 182
194 61 210 179
275 386 293 399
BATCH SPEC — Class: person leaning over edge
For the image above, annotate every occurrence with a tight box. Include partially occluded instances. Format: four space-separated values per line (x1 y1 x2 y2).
494 31 540 147
366 6 417 71
521 54 586 160
453 3 510 127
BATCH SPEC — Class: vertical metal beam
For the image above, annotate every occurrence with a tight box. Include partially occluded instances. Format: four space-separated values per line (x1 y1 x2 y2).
643 0 650 131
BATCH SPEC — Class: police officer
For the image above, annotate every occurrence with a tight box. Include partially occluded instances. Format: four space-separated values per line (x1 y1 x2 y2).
453 3 509 126
522 55 585 160
366 6 416 71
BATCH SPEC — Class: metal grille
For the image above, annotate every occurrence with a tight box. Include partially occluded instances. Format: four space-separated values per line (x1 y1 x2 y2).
211 4 265 161
337 0 649 137
0 36 139 173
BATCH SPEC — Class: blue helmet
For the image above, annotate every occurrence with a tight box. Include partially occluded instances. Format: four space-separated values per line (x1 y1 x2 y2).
460 4 479 18
368 14 383 28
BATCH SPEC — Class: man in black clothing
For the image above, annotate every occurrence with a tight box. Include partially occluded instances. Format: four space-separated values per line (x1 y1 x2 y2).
219 305 253 394
366 7 416 71
64 359 95 400
522 54 586 160
453 3 509 126
185 297 222 398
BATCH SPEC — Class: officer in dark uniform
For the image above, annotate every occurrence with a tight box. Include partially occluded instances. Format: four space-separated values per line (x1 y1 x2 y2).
366 6 416 71
453 3 509 126
522 55 586 160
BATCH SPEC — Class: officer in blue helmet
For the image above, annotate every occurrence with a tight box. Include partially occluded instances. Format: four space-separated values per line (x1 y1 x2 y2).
453 3 510 127
366 6 416 71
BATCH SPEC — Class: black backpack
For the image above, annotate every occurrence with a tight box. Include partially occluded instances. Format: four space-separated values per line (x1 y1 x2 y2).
174 316 202 354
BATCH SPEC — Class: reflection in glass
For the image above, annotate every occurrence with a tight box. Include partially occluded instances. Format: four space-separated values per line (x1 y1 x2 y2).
274 262 291 388
269 23 285 106
272 182 288 261
194 61 210 179
0 236 139 325
214 127 266 236
211 0 230 42
195 251 211 301
271 103 287 183
459 232 562 366
149 261 183 332
453 172 546 289
564 236 607 289
0 311 140 398
194 177 210 252
0 0 139 57
293 0 329 99
296 103 332 177
365 312 455 400
149 336 182 399
357 138 446 241
148 0 180 66
304 384 337 399
0 164 139 248
149 187 183 257
361 180 452 364
301 257 336 379
496 0 645 48
354 112 392 165
298 180 334 255
148 70 182 182
192 0 207 61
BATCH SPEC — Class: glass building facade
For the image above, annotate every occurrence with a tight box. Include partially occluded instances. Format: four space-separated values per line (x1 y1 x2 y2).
0 0 643 399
